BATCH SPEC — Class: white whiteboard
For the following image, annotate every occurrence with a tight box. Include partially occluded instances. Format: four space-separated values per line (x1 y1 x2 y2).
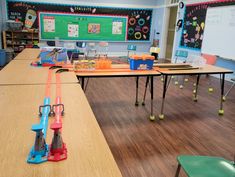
202 5 235 60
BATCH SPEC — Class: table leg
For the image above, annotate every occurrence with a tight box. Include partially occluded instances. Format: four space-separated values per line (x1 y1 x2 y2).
219 73 225 115
81 77 85 91
174 164 181 177
149 76 155 121
135 76 139 106
159 75 168 120
193 74 201 102
142 76 150 106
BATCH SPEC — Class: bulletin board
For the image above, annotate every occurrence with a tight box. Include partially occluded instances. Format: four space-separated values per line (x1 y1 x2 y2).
39 12 127 41
7 0 153 41
180 0 235 50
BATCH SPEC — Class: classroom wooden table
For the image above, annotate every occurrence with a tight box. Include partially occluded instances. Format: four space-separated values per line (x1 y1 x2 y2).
14 48 40 60
0 84 122 177
0 59 78 85
76 65 161 120
153 64 233 119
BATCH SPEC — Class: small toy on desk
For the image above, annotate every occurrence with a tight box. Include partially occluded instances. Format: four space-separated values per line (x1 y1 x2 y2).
40 47 68 65
73 60 95 71
95 58 112 69
129 54 155 70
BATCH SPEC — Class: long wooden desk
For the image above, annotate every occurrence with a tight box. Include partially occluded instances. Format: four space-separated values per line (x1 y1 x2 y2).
76 65 161 120
14 48 40 60
154 64 233 119
0 59 78 85
0 84 122 177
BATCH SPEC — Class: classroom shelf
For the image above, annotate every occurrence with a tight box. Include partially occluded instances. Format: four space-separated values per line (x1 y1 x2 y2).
2 30 39 55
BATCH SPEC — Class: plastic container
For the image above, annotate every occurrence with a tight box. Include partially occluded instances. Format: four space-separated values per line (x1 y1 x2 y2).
129 55 154 70
95 58 112 69
0 49 6 67
5 48 14 63
6 21 22 31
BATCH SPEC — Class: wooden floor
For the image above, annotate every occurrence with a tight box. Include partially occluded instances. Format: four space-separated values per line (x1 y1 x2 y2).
85 75 235 177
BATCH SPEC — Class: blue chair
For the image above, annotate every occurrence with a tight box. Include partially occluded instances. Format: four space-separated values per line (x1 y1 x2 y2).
175 50 188 63
174 50 189 88
175 155 235 177
86 42 97 59
127 45 137 58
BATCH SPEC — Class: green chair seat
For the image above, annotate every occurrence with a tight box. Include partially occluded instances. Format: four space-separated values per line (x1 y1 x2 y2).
176 155 235 177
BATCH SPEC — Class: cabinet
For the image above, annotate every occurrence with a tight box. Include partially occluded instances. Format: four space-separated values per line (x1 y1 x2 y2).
2 30 39 54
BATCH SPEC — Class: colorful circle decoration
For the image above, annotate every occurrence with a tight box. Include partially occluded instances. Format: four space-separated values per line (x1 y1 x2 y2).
138 18 145 26
134 32 142 39
128 28 134 35
142 26 149 34
129 17 136 25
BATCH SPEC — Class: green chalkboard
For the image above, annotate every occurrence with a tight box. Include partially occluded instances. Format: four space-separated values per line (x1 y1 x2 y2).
39 12 127 41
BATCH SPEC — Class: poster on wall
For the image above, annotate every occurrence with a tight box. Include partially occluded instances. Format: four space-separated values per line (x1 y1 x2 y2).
6 0 152 41
180 0 235 50
43 16 55 32
112 21 123 34
68 24 79 37
180 4 208 49
88 24 100 34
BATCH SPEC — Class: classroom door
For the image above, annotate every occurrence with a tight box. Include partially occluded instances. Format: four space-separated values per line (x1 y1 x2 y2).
165 6 177 59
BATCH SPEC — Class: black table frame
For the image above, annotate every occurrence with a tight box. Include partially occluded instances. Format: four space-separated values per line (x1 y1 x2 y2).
76 74 160 120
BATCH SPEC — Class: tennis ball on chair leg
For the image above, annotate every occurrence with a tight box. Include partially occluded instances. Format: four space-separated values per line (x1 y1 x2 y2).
161 78 164 82
175 81 179 85
208 87 213 93
149 115 155 121
193 83 196 87
142 101 145 106
179 85 184 89
184 78 189 82
158 114 164 120
193 96 198 102
218 109 224 115
222 96 226 101
135 101 139 106
193 89 196 94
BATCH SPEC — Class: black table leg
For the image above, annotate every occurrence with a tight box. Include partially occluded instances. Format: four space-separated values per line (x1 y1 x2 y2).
193 74 200 102
81 77 85 90
149 76 155 121
159 75 168 120
174 164 181 177
219 73 225 115
142 76 149 106
135 76 139 106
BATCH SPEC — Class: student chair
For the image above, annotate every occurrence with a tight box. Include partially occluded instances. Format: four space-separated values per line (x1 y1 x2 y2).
86 42 97 59
76 42 86 59
174 50 189 88
150 47 160 60
201 54 217 93
127 45 137 58
175 155 235 177
97 41 109 58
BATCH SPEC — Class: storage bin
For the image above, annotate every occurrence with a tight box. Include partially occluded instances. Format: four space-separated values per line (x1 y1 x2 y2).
0 49 6 67
5 48 14 63
129 55 154 70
